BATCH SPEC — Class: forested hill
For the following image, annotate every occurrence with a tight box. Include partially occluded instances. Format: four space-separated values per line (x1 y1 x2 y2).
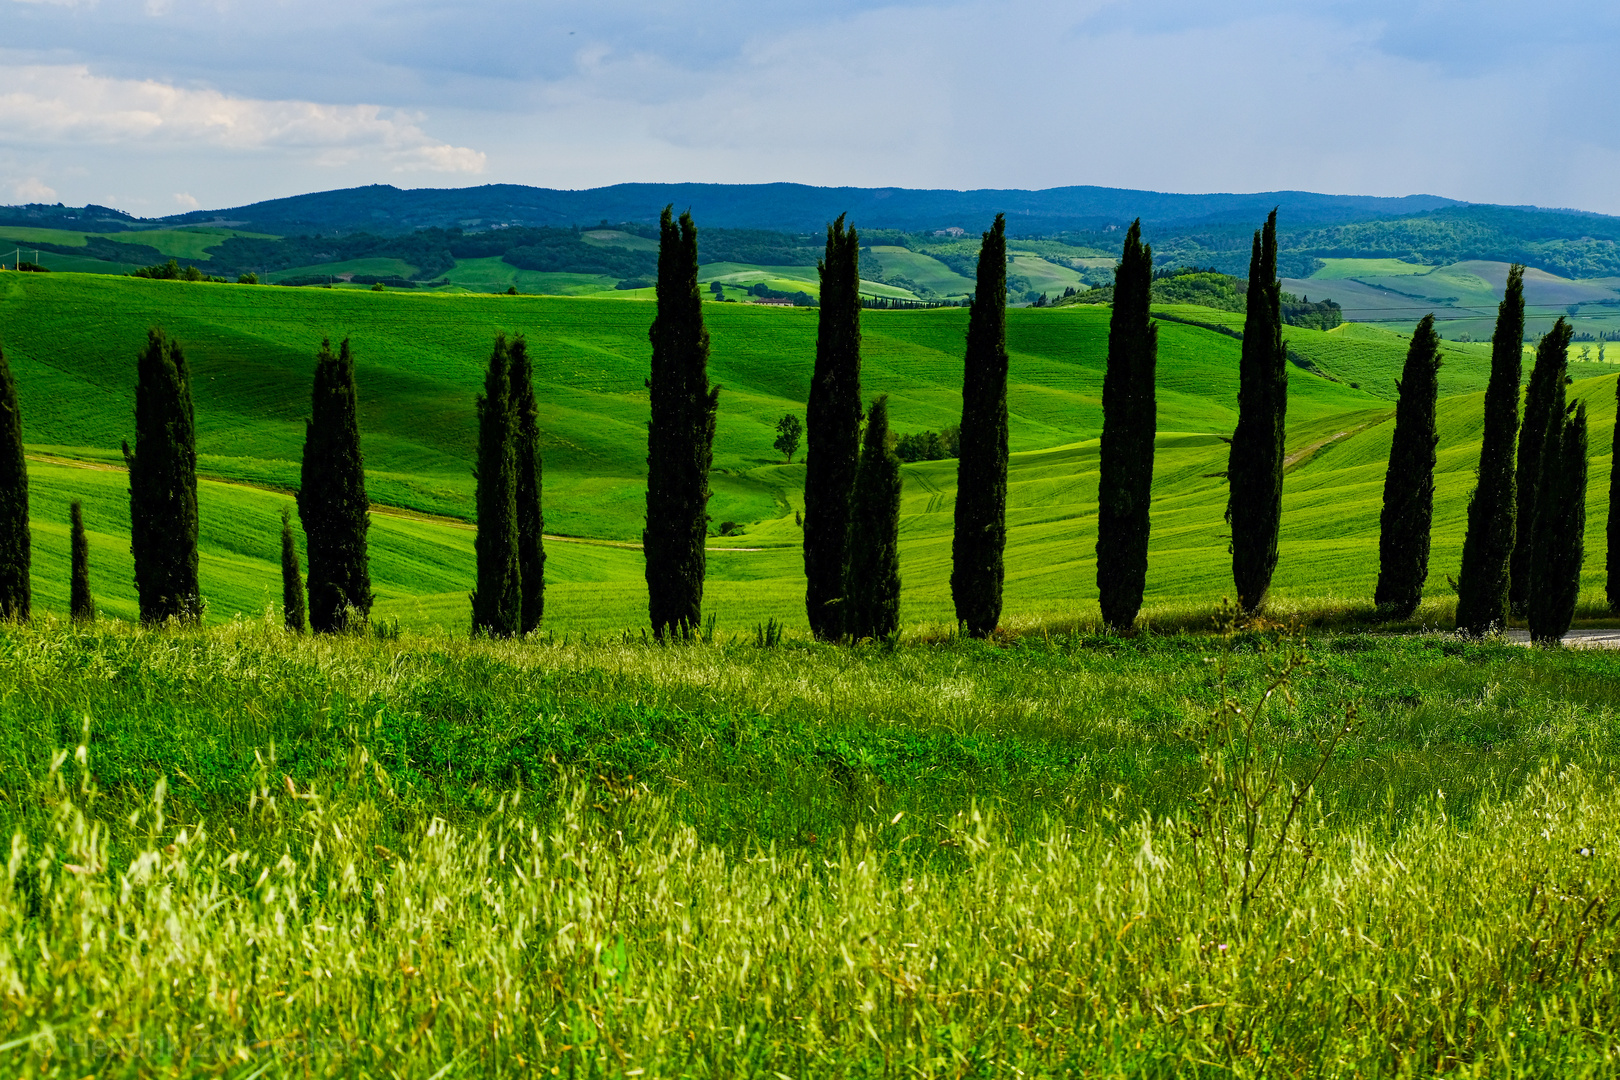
151 183 1460 235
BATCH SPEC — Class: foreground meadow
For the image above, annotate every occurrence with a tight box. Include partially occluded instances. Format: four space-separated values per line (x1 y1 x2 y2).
2 618 1619 1077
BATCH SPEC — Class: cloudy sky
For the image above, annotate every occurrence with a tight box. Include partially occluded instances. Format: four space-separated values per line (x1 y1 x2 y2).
2 0 1617 216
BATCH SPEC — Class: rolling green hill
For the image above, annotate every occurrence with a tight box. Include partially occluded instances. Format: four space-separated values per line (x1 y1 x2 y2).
3 270 1616 634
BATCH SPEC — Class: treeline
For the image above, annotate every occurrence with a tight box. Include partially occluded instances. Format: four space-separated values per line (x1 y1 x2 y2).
1061 268 1343 329
0 214 1602 645
200 224 825 283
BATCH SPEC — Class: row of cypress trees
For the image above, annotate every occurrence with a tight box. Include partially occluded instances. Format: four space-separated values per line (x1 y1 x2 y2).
1451 267 1592 642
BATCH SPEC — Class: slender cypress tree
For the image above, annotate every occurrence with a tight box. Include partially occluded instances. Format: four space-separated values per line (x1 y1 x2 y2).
951 214 1009 638
1528 400 1588 645
1609 376 1620 614
1454 264 1526 635
644 206 719 640
0 342 28 621
298 337 372 633
280 506 305 633
803 214 863 640
124 329 199 624
69 500 93 624
1373 314 1443 618
1511 318 1574 615
1095 219 1158 632
509 334 546 634
847 395 902 641
1226 210 1288 614
472 334 521 637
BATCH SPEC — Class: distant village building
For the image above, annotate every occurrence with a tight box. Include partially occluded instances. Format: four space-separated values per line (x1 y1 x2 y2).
933 227 966 237
750 298 795 307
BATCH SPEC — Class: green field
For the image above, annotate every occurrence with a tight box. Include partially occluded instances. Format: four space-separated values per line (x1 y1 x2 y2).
6 621 1620 1075
10 261 1620 1076
3 270 1620 637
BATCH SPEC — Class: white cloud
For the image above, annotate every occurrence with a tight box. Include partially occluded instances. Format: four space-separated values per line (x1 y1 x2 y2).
7 177 57 201
0 64 485 174
172 190 199 208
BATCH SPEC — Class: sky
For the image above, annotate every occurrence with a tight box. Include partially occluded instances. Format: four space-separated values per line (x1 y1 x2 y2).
2 0 1618 217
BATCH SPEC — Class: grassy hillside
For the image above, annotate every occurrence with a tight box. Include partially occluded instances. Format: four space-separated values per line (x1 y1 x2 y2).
4 270 1618 633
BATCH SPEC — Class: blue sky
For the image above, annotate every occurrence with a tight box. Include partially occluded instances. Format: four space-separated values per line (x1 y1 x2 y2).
2 0 1616 215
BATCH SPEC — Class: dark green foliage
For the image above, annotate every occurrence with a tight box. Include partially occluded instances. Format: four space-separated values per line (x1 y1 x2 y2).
1095 220 1158 633
0 343 28 621
1226 211 1288 613
280 506 305 634
893 425 959 463
1610 377 1620 614
510 335 545 635
804 215 863 640
298 338 372 633
1374 315 1443 618
1454 265 1526 635
774 413 803 463
644 207 718 640
123 329 199 624
69 501 93 624
952 215 1010 638
1528 400 1588 645
1511 318 1574 616
846 396 902 641
472 335 521 638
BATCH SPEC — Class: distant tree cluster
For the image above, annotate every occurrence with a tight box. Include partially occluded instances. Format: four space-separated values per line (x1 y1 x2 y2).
132 259 228 283
893 425 960 462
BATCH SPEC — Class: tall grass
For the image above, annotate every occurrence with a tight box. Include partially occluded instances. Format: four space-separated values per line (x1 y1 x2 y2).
4 619 1620 1074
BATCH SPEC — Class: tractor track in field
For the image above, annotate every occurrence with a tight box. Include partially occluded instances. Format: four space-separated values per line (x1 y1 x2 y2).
26 453 765 553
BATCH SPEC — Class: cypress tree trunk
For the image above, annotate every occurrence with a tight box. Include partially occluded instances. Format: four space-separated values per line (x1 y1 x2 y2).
0 343 28 621
804 214 863 640
1528 400 1588 645
951 214 1009 638
847 395 902 641
644 206 718 640
124 329 199 624
472 334 521 638
298 338 372 633
1609 376 1620 614
280 506 305 633
70 500 93 624
510 334 545 634
1226 210 1288 614
1095 219 1158 633
1454 265 1526 635
1511 318 1574 615
1374 314 1443 618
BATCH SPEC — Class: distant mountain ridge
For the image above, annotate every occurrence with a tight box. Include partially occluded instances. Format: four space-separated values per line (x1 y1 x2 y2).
1 182 1470 237
160 182 1465 235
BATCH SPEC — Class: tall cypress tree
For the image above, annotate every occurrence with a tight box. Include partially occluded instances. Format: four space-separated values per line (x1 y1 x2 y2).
1374 314 1443 618
1226 210 1288 614
1609 376 1620 614
644 206 719 640
509 334 546 634
803 214 863 640
69 500 93 624
1095 219 1158 632
1511 318 1574 615
951 214 1009 638
298 338 372 633
0 342 28 621
1528 400 1588 645
280 506 305 633
124 329 199 624
472 334 521 637
847 395 902 641
1454 265 1526 635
